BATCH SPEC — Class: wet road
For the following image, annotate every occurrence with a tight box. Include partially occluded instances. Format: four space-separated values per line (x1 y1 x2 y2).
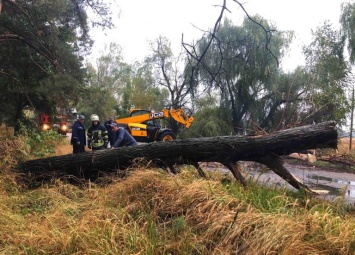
244 161 355 204
201 160 355 205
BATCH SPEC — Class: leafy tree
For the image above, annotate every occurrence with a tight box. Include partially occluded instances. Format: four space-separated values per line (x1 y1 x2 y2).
197 17 292 134
76 63 115 124
182 3 349 135
79 43 169 123
254 68 311 131
255 22 350 130
340 1 355 137
129 60 169 112
186 94 233 138
341 1 355 64
0 0 112 130
80 43 125 121
301 22 351 125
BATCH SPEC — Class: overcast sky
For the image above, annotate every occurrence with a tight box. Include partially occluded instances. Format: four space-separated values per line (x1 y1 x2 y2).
89 0 351 71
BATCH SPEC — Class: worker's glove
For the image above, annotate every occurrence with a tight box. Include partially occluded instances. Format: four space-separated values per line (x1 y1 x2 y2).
88 145 92 149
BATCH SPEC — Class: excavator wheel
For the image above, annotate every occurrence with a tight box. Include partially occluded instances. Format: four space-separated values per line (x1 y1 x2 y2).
157 131 176 142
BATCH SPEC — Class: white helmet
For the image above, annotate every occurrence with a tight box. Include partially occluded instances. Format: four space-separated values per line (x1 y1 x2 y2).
90 114 99 121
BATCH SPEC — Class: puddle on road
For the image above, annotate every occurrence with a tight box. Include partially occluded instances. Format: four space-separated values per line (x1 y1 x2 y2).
306 174 355 204
244 167 355 205
203 161 355 205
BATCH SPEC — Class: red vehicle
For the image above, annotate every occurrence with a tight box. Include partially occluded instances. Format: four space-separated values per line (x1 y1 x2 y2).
40 113 68 135
54 114 69 135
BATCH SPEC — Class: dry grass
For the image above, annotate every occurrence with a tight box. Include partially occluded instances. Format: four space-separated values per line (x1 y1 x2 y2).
1 136 355 254
335 137 355 155
54 139 73 156
337 138 354 154
0 136 30 169
323 138 355 166
0 168 354 254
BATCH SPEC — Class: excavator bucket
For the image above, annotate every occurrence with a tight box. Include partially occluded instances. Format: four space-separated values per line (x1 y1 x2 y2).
169 109 194 128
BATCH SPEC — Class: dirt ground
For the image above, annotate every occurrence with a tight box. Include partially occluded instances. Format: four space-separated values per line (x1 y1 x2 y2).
55 133 91 156
55 141 73 155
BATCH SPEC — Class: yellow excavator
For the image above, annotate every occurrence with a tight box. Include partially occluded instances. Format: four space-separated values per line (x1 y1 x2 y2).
116 108 194 142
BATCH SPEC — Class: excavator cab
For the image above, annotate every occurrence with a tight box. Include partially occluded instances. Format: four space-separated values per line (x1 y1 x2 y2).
116 110 159 143
130 109 150 117
130 109 161 127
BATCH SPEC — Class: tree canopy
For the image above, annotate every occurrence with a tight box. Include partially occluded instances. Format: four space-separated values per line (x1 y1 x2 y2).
1 0 354 139
0 0 112 129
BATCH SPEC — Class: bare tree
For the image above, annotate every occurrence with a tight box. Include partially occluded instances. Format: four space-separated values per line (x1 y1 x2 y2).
148 36 196 135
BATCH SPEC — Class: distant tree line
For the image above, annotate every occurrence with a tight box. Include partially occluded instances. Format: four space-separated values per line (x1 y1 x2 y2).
1 0 355 138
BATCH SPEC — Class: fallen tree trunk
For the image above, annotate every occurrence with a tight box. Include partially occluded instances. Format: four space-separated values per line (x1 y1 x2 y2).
17 121 338 191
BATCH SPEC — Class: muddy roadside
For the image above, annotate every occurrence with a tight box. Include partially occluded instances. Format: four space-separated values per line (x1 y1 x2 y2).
244 156 355 205
199 151 355 205
245 138 355 205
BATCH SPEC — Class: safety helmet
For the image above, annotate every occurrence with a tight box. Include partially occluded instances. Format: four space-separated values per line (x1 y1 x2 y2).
78 115 85 120
90 114 99 121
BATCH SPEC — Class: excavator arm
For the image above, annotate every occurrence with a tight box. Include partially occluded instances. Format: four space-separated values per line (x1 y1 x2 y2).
168 109 194 128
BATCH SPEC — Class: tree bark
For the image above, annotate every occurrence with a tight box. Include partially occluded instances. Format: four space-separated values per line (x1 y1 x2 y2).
17 121 338 191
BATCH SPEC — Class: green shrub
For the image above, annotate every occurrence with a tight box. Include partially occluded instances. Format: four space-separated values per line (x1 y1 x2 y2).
18 122 63 158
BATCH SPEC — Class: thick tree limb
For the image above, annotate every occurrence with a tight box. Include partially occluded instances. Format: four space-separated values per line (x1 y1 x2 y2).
222 160 247 187
255 153 313 192
17 121 338 191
